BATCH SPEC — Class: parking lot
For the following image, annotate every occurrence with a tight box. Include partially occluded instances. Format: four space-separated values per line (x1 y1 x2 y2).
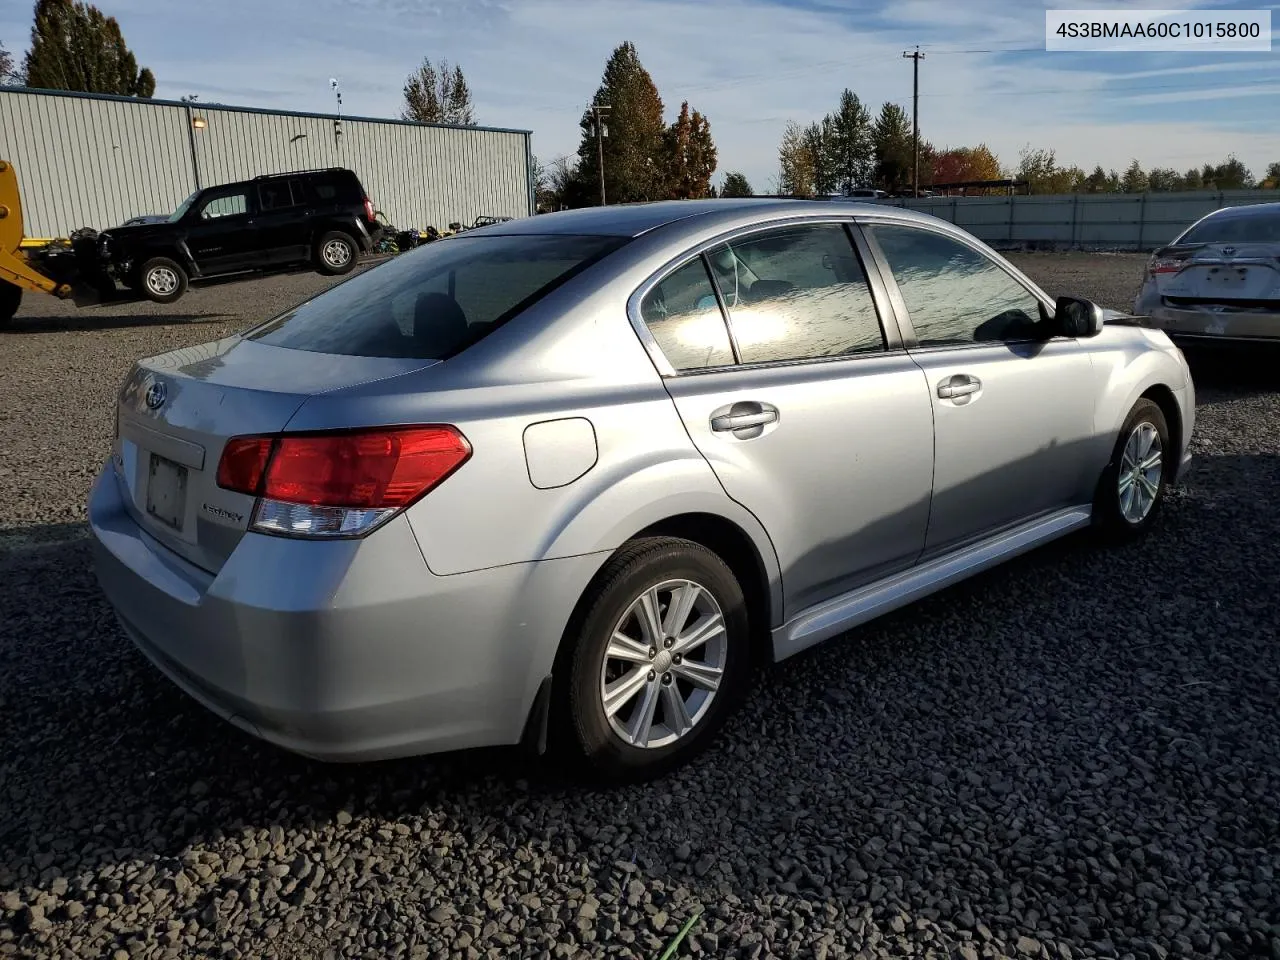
2 252 1278 959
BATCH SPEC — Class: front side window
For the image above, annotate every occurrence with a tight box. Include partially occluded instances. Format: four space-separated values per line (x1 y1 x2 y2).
638 258 735 372
707 223 886 364
198 192 248 220
869 224 1048 346
248 233 626 359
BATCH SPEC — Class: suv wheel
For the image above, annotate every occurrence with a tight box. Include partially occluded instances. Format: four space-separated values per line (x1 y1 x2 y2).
315 232 357 275
1095 398 1171 538
139 257 188 305
562 537 750 783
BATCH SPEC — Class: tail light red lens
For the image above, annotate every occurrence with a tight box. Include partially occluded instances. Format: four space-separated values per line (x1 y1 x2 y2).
215 426 471 535
1148 256 1185 277
363 197 375 222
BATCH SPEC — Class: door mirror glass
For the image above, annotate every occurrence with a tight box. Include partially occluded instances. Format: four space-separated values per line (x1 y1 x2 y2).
1054 296 1104 338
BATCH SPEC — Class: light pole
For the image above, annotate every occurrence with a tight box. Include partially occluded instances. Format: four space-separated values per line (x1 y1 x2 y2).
589 103 610 205
330 78 343 157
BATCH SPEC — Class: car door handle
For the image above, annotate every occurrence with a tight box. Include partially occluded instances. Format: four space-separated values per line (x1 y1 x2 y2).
711 410 778 431
937 374 981 399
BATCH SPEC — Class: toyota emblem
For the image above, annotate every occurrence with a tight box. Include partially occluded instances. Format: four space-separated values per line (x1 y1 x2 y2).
144 380 167 410
1222 245 1236 256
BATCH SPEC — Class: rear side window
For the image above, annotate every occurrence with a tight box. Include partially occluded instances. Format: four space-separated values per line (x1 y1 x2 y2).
247 234 627 359
639 258 735 371
708 223 886 364
259 180 301 211
1178 210 1280 244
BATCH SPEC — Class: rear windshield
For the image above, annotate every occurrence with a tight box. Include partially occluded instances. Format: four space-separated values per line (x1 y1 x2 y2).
1178 210 1280 244
246 233 627 359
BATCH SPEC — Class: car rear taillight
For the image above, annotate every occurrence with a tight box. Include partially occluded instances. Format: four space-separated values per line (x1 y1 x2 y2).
363 197 375 222
216 426 471 538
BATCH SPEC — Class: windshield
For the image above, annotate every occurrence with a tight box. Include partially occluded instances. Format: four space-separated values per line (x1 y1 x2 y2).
245 233 628 359
1178 209 1280 245
167 192 199 223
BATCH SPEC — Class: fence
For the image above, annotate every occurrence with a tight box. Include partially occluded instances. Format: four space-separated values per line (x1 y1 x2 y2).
0 86 535 238
871 190 1278 251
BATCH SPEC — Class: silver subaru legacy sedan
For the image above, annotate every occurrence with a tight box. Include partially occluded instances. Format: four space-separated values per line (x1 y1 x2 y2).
89 199 1195 782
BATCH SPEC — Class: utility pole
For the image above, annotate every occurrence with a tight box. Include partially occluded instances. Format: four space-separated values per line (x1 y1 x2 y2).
902 46 925 197
589 103 610 205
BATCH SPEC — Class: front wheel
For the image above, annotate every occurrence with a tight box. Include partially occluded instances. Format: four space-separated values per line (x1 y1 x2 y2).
562 537 751 783
139 257 188 304
1095 398 1171 538
315 231 357 275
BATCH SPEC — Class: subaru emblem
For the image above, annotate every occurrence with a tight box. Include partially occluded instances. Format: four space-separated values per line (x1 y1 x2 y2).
144 380 167 410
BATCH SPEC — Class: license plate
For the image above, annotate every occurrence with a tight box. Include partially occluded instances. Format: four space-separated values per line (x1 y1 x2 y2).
146 454 188 531
1206 270 1246 287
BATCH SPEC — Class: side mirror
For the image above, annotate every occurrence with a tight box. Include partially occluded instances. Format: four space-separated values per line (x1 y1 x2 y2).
1054 296 1104 338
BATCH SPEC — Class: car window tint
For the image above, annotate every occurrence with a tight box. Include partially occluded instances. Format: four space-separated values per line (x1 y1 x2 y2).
707 223 885 364
258 181 295 211
200 193 247 220
870 224 1047 346
247 234 627 360
1179 211 1280 244
639 257 735 372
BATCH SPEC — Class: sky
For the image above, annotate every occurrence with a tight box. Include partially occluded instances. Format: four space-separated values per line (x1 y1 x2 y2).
2 0 1277 190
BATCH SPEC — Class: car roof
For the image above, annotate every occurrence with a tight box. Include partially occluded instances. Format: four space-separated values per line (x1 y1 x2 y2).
1201 201 1280 220
470 198 945 238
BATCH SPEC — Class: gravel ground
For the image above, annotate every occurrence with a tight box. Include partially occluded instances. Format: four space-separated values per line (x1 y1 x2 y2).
3 253 1279 960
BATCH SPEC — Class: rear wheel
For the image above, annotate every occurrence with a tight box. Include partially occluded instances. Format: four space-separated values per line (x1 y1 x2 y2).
562 537 751 783
139 257 188 304
0 279 21 327
315 231 357 275
1095 398 1171 539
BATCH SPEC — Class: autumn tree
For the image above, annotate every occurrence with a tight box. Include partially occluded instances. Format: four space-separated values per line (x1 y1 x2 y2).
663 101 717 199
931 144 1001 188
569 42 667 206
22 0 154 97
721 171 753 197
871 102 913 193
402 57 475 125
1263 161 1280 189
1015 146 1084 194
778 121 815 196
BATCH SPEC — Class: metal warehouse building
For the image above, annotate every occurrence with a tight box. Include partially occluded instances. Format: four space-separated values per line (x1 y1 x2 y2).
0 86 535 239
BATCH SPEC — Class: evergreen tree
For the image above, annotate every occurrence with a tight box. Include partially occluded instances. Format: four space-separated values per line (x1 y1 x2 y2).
721 171 753 197
778 120 815 196
826 89 874 193
871 102 912 192
1121 159 1148 193
402 57 476 125
23 0 155 97
569 42 667 205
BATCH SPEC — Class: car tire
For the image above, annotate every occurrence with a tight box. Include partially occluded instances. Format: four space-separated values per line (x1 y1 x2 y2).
0 279 21 327
561 536 751 783
138 257 188 304
1094 398 1171 539
315 231 358 275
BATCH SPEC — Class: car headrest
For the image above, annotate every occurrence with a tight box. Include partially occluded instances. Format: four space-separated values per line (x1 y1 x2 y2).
745 279 795 302
414 292 469 354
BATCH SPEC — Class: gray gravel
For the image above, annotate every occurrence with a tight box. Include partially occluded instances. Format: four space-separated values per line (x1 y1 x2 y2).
3 254 1280 960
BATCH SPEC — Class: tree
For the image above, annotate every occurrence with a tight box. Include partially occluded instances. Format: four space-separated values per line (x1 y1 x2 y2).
402 58 475 125
1147 167 1180 192
22 0 154 97
721 171 753 197
824 89 874 194
569 42 667 206
0 41 15 84
1121 159 1148 193
778 120 815 196
871 102 913 193
801 120 836 195
661 101 717 199
1262 162 1280 189
1016 146 1082 194
1084 165 1109 193
931 144 1002 188
1104 169 1121 193
1201 155 1254 190
1181 168 1203 191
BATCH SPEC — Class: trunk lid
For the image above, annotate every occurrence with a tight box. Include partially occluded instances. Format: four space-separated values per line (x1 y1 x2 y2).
113 335 438 573
1155 242 1280 305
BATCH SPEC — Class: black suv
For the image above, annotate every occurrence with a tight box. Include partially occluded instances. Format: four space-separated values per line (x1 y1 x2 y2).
97 168 383 304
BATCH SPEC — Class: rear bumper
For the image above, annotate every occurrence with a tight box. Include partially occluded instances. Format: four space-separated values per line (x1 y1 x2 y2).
87 460 598 762
1144 303 1280 343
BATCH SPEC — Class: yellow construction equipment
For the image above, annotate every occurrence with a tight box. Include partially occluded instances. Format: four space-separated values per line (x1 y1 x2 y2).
0 159 101 325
